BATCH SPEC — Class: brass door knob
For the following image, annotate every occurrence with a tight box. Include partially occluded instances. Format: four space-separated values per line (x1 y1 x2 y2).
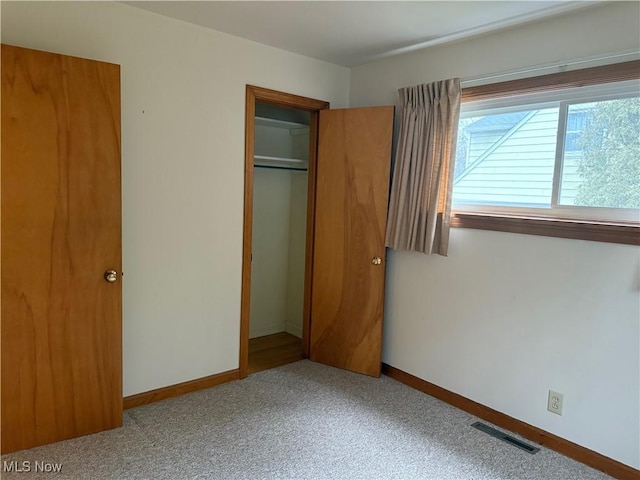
104 270 118 283
371 257 382 266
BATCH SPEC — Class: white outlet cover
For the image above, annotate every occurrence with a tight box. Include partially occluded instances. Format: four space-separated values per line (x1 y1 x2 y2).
548 390 564 415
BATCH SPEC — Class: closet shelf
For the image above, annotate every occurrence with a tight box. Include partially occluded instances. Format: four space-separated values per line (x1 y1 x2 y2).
255 116 309 133
254 155 305 165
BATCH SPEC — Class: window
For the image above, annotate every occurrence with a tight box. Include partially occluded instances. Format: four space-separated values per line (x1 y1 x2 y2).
564 109 586 152
450 61 640 245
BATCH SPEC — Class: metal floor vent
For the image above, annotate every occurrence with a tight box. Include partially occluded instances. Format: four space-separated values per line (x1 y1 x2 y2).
471 422 540 454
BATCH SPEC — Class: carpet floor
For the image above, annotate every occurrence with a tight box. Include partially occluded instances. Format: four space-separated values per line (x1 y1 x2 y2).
2 360 611 479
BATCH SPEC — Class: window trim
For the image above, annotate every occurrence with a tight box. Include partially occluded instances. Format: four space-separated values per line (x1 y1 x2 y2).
451 213 639 246
453 60 640 245
461 61 640 103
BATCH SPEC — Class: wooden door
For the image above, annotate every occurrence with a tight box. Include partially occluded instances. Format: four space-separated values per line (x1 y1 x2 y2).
1 45 122 454
310 107 394 377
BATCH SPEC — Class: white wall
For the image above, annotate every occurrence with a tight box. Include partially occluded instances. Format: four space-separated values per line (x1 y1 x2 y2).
251 124 296 338
250 124 308 339
351 2 640 469
285 171 308 338
250 168 292 338
250 169 307 339
1 1 350 396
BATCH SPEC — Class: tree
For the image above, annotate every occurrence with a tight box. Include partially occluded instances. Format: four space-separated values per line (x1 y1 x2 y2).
575 97 640 209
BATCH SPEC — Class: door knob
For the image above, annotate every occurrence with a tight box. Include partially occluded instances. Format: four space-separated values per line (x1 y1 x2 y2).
104 270 118 283
371 257 382 266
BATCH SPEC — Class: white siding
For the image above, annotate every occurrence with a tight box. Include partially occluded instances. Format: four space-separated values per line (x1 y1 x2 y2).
468 131 503 163
454 108 559 206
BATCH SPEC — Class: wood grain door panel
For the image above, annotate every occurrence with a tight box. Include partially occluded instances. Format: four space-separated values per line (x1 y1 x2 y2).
310 107 393 377
1 45 122 453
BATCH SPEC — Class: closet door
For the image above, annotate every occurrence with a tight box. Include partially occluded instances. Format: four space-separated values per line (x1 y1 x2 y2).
1 45 122 453
310 106 393 377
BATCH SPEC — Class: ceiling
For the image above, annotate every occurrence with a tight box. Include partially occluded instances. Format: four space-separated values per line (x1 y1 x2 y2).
124 1 599 67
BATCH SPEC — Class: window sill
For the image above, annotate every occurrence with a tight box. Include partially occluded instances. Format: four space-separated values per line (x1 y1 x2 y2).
450 212 639 246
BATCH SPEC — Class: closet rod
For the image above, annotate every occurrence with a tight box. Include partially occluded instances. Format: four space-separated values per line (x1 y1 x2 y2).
254 164 307 172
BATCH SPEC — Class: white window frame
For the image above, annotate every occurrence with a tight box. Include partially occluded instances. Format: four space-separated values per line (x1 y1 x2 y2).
453 80 640 224
451 60 640 245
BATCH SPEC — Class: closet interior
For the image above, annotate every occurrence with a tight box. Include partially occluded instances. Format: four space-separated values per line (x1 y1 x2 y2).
248 102 311 373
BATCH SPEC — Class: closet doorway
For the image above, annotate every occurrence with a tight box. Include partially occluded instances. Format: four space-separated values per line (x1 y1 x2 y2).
240 86 329 377
241 86 394 379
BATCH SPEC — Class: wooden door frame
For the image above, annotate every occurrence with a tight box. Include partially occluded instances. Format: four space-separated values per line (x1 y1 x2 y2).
240 85 329 379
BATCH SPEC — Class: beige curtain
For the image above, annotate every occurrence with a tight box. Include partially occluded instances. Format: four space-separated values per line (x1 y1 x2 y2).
385 79 461 255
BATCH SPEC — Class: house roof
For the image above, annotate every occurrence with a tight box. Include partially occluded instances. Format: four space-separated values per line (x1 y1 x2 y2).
455 110 536 184
465 111 529 133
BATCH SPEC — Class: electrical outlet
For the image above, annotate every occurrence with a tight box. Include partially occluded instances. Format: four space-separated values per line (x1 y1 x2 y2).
547 390 563 415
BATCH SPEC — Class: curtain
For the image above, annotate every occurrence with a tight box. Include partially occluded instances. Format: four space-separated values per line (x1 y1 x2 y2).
385 79 461 256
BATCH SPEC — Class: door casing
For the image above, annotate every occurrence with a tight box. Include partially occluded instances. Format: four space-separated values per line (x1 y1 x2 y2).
240 86 329 378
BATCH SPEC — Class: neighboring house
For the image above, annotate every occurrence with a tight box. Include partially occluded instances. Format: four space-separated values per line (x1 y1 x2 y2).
453 107 587 207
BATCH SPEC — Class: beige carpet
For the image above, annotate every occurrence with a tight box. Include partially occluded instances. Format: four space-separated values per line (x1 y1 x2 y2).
2 361 611 479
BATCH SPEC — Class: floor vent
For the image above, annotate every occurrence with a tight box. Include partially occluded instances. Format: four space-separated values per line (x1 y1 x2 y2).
471 422 540 454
